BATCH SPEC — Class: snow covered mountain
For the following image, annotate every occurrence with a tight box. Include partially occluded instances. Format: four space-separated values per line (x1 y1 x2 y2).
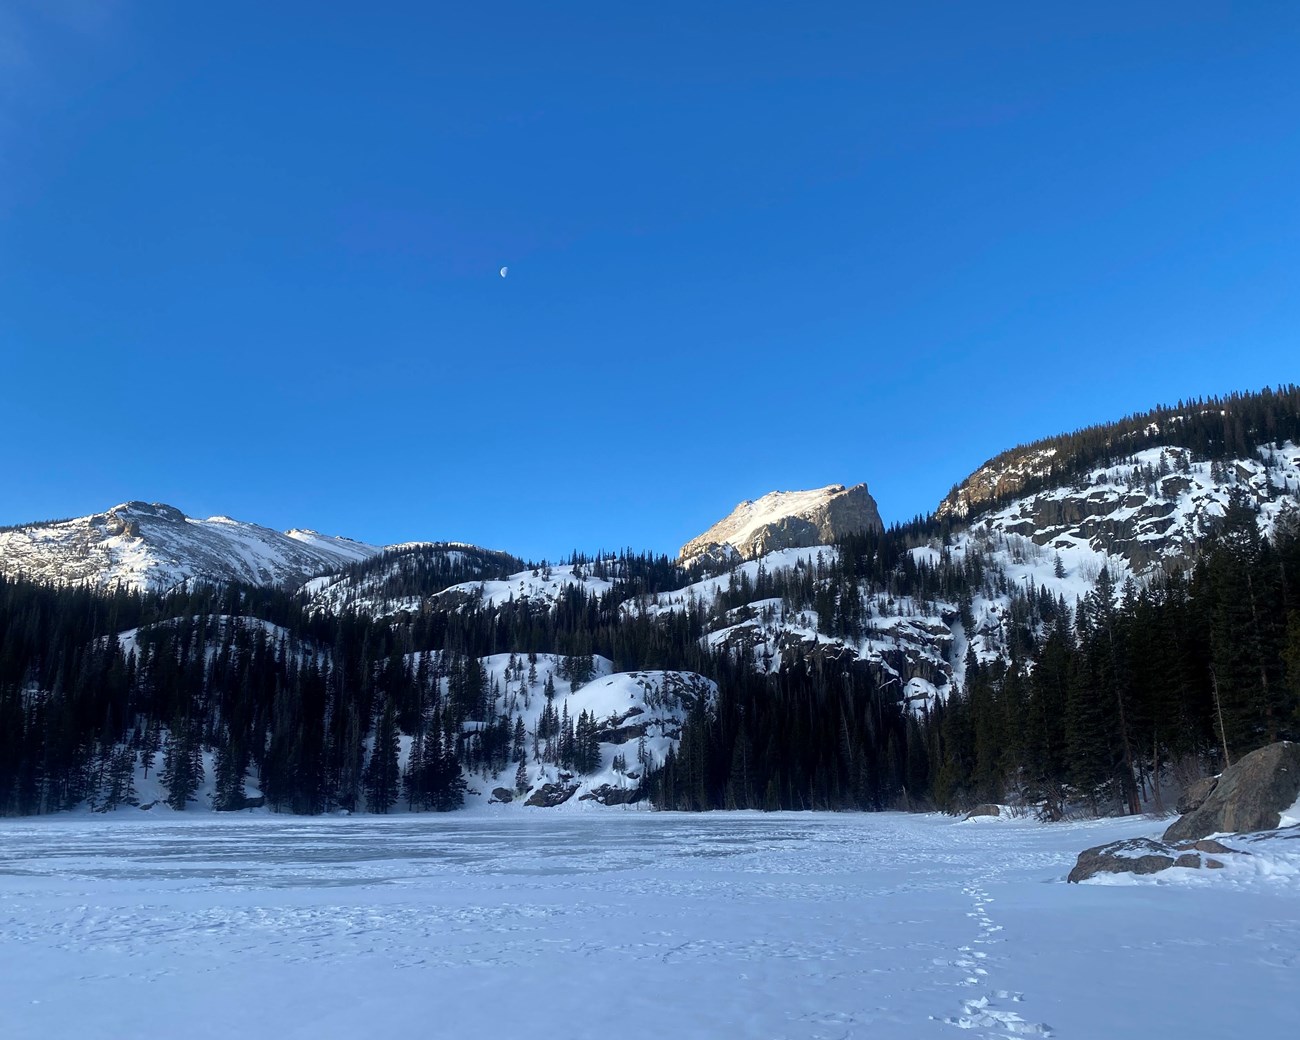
969 442 1300 573
679 483 883 568
629 439 1300 713
0 501 380 593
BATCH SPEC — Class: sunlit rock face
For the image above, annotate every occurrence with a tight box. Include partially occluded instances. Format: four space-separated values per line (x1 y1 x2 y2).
680 483 883 568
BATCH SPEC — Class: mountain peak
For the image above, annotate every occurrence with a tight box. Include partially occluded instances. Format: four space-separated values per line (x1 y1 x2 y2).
680 482 882 568
108 501 188 522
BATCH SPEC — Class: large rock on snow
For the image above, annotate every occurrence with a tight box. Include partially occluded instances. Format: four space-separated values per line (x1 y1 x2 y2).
1067 838 1179 883
679 483 882 568
1163 742 1300 843
1176 775 1219 815
1067 837 1240 882
524 782 579 808
579 783 644 806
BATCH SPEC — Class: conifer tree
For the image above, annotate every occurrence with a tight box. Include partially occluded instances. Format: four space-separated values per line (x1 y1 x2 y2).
364 701 401 813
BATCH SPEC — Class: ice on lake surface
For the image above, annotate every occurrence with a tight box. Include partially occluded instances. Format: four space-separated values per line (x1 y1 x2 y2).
0 811 1295 1039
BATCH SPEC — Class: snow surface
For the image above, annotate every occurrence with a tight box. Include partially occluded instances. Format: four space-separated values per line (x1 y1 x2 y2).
0 812 1295 1039
441 563 616 610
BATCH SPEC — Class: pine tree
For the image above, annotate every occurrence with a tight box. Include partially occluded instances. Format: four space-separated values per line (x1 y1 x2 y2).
161 723 201 811
364 701 401 813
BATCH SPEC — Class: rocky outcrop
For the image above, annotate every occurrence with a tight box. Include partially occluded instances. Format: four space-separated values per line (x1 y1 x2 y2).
490 787 515 803
1163 742 1300 842
948 444 1300 576
1067 837 1241 883
593 707 648 745
579 784 644 806
1067 838 1180 882
680 484 882 568
524 782 579 808
937 448 1060 520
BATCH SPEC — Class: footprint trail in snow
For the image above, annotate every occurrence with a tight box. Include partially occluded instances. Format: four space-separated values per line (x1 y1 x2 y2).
935 882 1052 1037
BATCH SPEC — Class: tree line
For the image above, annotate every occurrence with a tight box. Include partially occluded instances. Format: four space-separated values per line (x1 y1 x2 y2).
2 385 1299 818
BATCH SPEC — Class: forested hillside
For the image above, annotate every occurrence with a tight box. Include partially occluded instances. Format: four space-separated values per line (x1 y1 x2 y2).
937 385 1300 519
2 387 1299 820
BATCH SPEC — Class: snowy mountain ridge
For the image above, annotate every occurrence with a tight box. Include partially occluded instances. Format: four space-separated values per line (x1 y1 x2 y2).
0 500 381 593
623 440 1300 714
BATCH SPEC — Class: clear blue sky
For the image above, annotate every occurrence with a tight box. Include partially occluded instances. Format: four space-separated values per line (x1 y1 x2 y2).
2 2 1297 559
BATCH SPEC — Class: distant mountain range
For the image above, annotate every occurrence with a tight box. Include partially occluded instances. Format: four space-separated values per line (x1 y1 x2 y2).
0 500 378 593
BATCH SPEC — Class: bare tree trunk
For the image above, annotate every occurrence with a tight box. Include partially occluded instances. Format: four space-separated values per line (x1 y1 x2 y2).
1210 665 1232 767
1151 730 1164 813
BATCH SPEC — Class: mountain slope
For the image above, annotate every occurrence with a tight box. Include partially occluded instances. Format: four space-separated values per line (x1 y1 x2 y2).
0 501 379 593
972 442 1300 573
936 385 1300 520
304 543 524 617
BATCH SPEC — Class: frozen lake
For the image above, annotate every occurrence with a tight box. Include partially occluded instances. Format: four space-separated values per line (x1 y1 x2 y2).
0 811 1295 1039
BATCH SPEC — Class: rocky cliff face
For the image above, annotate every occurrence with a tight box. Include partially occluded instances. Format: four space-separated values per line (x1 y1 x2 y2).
679 483 883 568
969 443 1300 574
936 447 1060 520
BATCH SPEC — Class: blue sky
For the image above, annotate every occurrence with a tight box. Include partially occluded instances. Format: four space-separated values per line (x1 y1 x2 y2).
2 2 1297 559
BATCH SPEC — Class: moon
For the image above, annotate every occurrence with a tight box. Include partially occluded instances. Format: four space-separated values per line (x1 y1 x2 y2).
499 266 508 278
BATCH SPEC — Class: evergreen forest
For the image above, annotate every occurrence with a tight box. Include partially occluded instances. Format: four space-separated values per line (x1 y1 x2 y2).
2 388 1299 819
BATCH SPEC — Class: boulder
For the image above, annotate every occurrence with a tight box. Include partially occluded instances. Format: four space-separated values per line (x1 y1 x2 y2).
490 787 514 804
1163 742 1300 843
1176 776 1219 815
1067 838 1177 883
964 803 1001 820
524 782 579 808
579 783 644 806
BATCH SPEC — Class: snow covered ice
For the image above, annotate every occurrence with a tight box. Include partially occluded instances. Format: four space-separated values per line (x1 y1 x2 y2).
1 812 1295 1039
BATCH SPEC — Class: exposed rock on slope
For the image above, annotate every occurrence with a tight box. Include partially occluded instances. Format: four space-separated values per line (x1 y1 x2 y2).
680 483 882 568
965 444 1300 574
0 501 378 593
937 447 1060 521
